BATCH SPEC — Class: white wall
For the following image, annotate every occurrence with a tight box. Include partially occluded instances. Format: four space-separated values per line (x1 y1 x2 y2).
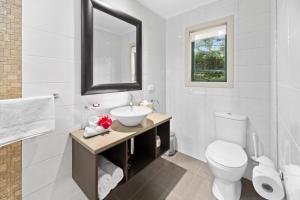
277 0 300 167
21 0 166 199
166 0 272 178
20 0 284 197
269 0 278 166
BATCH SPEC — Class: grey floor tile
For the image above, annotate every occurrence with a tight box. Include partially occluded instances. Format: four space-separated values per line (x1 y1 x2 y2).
106 152 262 200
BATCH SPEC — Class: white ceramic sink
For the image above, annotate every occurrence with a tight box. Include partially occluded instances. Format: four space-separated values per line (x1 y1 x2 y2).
110 106 152 127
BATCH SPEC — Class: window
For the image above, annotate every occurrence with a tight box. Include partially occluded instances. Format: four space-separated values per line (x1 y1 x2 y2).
185 16 234 87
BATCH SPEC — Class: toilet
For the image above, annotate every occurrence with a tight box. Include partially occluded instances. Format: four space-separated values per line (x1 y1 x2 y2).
205 112 248 200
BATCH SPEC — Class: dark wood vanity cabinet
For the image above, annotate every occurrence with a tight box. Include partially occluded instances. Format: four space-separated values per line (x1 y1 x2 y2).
71 113 171 200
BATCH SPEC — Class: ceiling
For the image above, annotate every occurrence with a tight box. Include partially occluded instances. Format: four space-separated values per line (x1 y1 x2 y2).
135 0 219 19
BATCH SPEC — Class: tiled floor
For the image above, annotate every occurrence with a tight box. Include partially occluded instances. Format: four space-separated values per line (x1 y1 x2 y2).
106 156 186 200
162 152 264 200
107 152 263 200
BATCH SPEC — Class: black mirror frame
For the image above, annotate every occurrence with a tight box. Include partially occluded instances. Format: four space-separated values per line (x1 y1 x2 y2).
81 0 142 95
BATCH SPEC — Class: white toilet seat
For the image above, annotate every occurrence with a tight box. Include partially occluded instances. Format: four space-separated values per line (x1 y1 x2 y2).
206 156 243 172
206 140 247 168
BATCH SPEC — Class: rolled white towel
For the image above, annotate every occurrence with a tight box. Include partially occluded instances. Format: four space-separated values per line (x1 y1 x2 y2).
83 126 108 138
84 116 98 130
156 135 161 148
99 155 124 189
98 168 112 200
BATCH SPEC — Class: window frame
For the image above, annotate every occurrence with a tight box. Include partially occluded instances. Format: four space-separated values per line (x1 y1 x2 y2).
185 16 234 88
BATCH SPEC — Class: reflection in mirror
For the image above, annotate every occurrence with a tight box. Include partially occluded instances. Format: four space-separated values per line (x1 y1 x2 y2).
130 45 136 82
93 8 137 85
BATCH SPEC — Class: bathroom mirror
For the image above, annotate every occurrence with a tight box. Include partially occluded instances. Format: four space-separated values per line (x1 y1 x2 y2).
81 0 142 95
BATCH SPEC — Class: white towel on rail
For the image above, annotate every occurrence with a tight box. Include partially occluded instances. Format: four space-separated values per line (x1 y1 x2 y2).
98 168 112 200
99 155 124 189
0 95 55 146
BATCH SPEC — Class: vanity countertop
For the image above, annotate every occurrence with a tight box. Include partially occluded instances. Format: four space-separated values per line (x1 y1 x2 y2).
70 113 171 155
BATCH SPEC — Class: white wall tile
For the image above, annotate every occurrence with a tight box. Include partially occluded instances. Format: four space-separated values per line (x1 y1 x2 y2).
53 106 75 134
288 0 300 37
237 48 270 66
237 0 271 19
238 13 271 34
22 27 74 60
238 83 270 100
268 0 278 170
237 31 270 51
288 34 300 89
278 119 300 167
22 0 166 198
22 0 75 37
237 66 270 83
22 133 71 168
22 56 74 84
166 0 272 180
23 154 71 197
278 85 300 148
277 0 300 169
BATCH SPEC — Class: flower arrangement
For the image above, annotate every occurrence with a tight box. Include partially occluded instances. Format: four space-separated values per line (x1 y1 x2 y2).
97 114 113 129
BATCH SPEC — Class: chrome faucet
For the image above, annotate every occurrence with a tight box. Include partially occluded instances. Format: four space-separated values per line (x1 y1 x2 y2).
129 93 134 109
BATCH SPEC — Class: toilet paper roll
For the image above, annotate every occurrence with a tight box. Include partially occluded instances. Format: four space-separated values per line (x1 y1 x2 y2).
252 165 284 200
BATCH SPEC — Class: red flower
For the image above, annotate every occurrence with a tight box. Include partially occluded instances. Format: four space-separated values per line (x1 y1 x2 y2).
97 115 112 129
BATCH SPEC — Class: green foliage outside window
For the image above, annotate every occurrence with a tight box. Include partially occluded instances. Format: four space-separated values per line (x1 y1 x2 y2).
191 35 226 82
